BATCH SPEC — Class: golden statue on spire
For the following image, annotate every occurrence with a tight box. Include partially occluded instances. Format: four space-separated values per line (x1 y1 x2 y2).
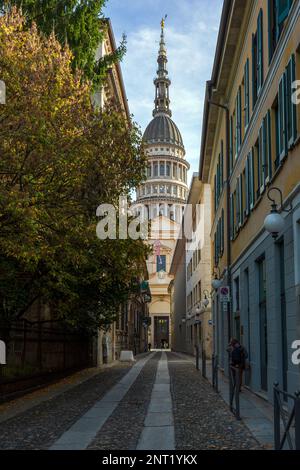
161 14 167 30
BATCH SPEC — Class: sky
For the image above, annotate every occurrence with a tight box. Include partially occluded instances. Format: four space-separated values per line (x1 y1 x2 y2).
104 0 223 182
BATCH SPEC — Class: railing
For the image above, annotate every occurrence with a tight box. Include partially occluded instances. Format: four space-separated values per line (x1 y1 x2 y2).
274 383 300 450
212 354 219 393
229 365 241 420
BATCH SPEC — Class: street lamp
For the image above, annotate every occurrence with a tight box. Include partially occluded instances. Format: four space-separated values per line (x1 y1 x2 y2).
264 187 292 239
211 266 222 291
202 289 211 308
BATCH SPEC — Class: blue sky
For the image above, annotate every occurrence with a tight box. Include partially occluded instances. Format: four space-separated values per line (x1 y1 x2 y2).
104 0 223 180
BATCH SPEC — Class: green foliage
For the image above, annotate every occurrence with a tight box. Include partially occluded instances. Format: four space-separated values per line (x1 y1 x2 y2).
0 0 126 86
0 10 148 334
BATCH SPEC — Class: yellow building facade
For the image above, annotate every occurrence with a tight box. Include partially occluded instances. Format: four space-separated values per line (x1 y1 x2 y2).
200 0 300 401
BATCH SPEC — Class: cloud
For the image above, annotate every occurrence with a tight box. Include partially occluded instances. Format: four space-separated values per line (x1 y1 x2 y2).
105 0 223 181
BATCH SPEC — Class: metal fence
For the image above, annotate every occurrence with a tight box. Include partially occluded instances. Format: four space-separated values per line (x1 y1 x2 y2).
274 382 300 450
0 320 91 383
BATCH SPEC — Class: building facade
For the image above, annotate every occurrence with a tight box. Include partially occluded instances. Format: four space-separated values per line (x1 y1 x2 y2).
133 20 189 349
170 175 212 358
199 0 300 402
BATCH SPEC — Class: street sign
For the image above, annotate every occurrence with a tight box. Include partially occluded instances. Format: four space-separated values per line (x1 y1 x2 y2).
220 286 230 303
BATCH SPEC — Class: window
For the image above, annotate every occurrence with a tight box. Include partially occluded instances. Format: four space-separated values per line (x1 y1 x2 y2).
157 255 166 273
244 59 250 130
160 163 165 176
173 164 177 178
275 53 297 165
154 164 158 177
268 0 294 62
147 165 152 177
166 163 171 177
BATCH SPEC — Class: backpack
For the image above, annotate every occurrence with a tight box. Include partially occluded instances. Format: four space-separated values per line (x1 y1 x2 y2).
231 345 245 365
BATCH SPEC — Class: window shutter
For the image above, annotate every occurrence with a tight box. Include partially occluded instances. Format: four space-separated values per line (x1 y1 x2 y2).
287 54 297 147
249 149 255 209
244 59 250 130
276 0 291 27
257 10 264 94
235 98 238 159
221 141 224 190
279 72 288 161
261 120 267 189
230 117 233 173
230 194 234 240
214 174 217 212
266 110 272 180
245 155 250 216
252 33 257 108
221 209 224 256
236 182 240 231
239 176 243 226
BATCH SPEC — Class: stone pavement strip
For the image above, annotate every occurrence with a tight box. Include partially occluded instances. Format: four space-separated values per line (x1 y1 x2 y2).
168 352 261 450
137 351 175 450
50 353 155 450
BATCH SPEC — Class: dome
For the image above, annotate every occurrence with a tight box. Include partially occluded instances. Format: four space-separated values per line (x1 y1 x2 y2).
143 115 184 149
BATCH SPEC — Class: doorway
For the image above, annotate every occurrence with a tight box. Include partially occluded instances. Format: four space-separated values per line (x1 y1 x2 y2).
154 316 169 349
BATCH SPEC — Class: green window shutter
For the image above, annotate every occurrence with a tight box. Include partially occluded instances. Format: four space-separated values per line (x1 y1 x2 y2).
245 154 250 216
236 180 240 230
230 194 234 240
244 59 250 130
238 87 242 150
229 116 233 173
214 174 217 212
277 0 291 26
268 0 274 64
239 175 244 225
278 72 288 161
235 98 238 158
257 10 264 94
252 33 257 108
220 141 224 190
249 149 255 209
266 110 272 180
287 54 297 147
261 120 268 188
221 209 224 254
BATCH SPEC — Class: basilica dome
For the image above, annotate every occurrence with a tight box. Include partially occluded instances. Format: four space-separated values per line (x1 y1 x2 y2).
143 114 184 149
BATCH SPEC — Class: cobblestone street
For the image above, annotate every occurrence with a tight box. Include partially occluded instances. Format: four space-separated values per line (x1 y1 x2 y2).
0 352 261 450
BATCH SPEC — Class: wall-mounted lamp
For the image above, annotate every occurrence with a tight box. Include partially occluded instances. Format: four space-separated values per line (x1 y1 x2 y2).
264 187 292 239
211 266 222 291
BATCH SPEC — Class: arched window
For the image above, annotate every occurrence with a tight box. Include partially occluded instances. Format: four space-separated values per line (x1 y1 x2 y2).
154 164 158 177
147 165 152 177
160 163 165 176
166 163 171 177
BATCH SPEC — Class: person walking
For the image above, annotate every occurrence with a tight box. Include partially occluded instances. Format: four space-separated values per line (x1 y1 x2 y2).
227 338 248 391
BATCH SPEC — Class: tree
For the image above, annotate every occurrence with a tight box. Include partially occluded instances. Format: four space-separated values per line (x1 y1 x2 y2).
0 0 126 87
0 10 148 333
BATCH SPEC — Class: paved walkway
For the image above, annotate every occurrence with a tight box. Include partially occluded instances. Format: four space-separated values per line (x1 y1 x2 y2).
176 352 275 448
0 352 261 450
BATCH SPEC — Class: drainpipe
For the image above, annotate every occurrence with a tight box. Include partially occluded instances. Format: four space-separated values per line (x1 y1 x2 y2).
208 99 232 343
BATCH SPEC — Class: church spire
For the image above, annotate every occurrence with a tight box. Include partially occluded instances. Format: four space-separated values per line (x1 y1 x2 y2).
153 17 172 117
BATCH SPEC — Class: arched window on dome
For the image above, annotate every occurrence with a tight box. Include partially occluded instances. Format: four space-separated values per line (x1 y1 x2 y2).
154 164 158 177
160 163 165 176
166 163 171 177
147 165 152 177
